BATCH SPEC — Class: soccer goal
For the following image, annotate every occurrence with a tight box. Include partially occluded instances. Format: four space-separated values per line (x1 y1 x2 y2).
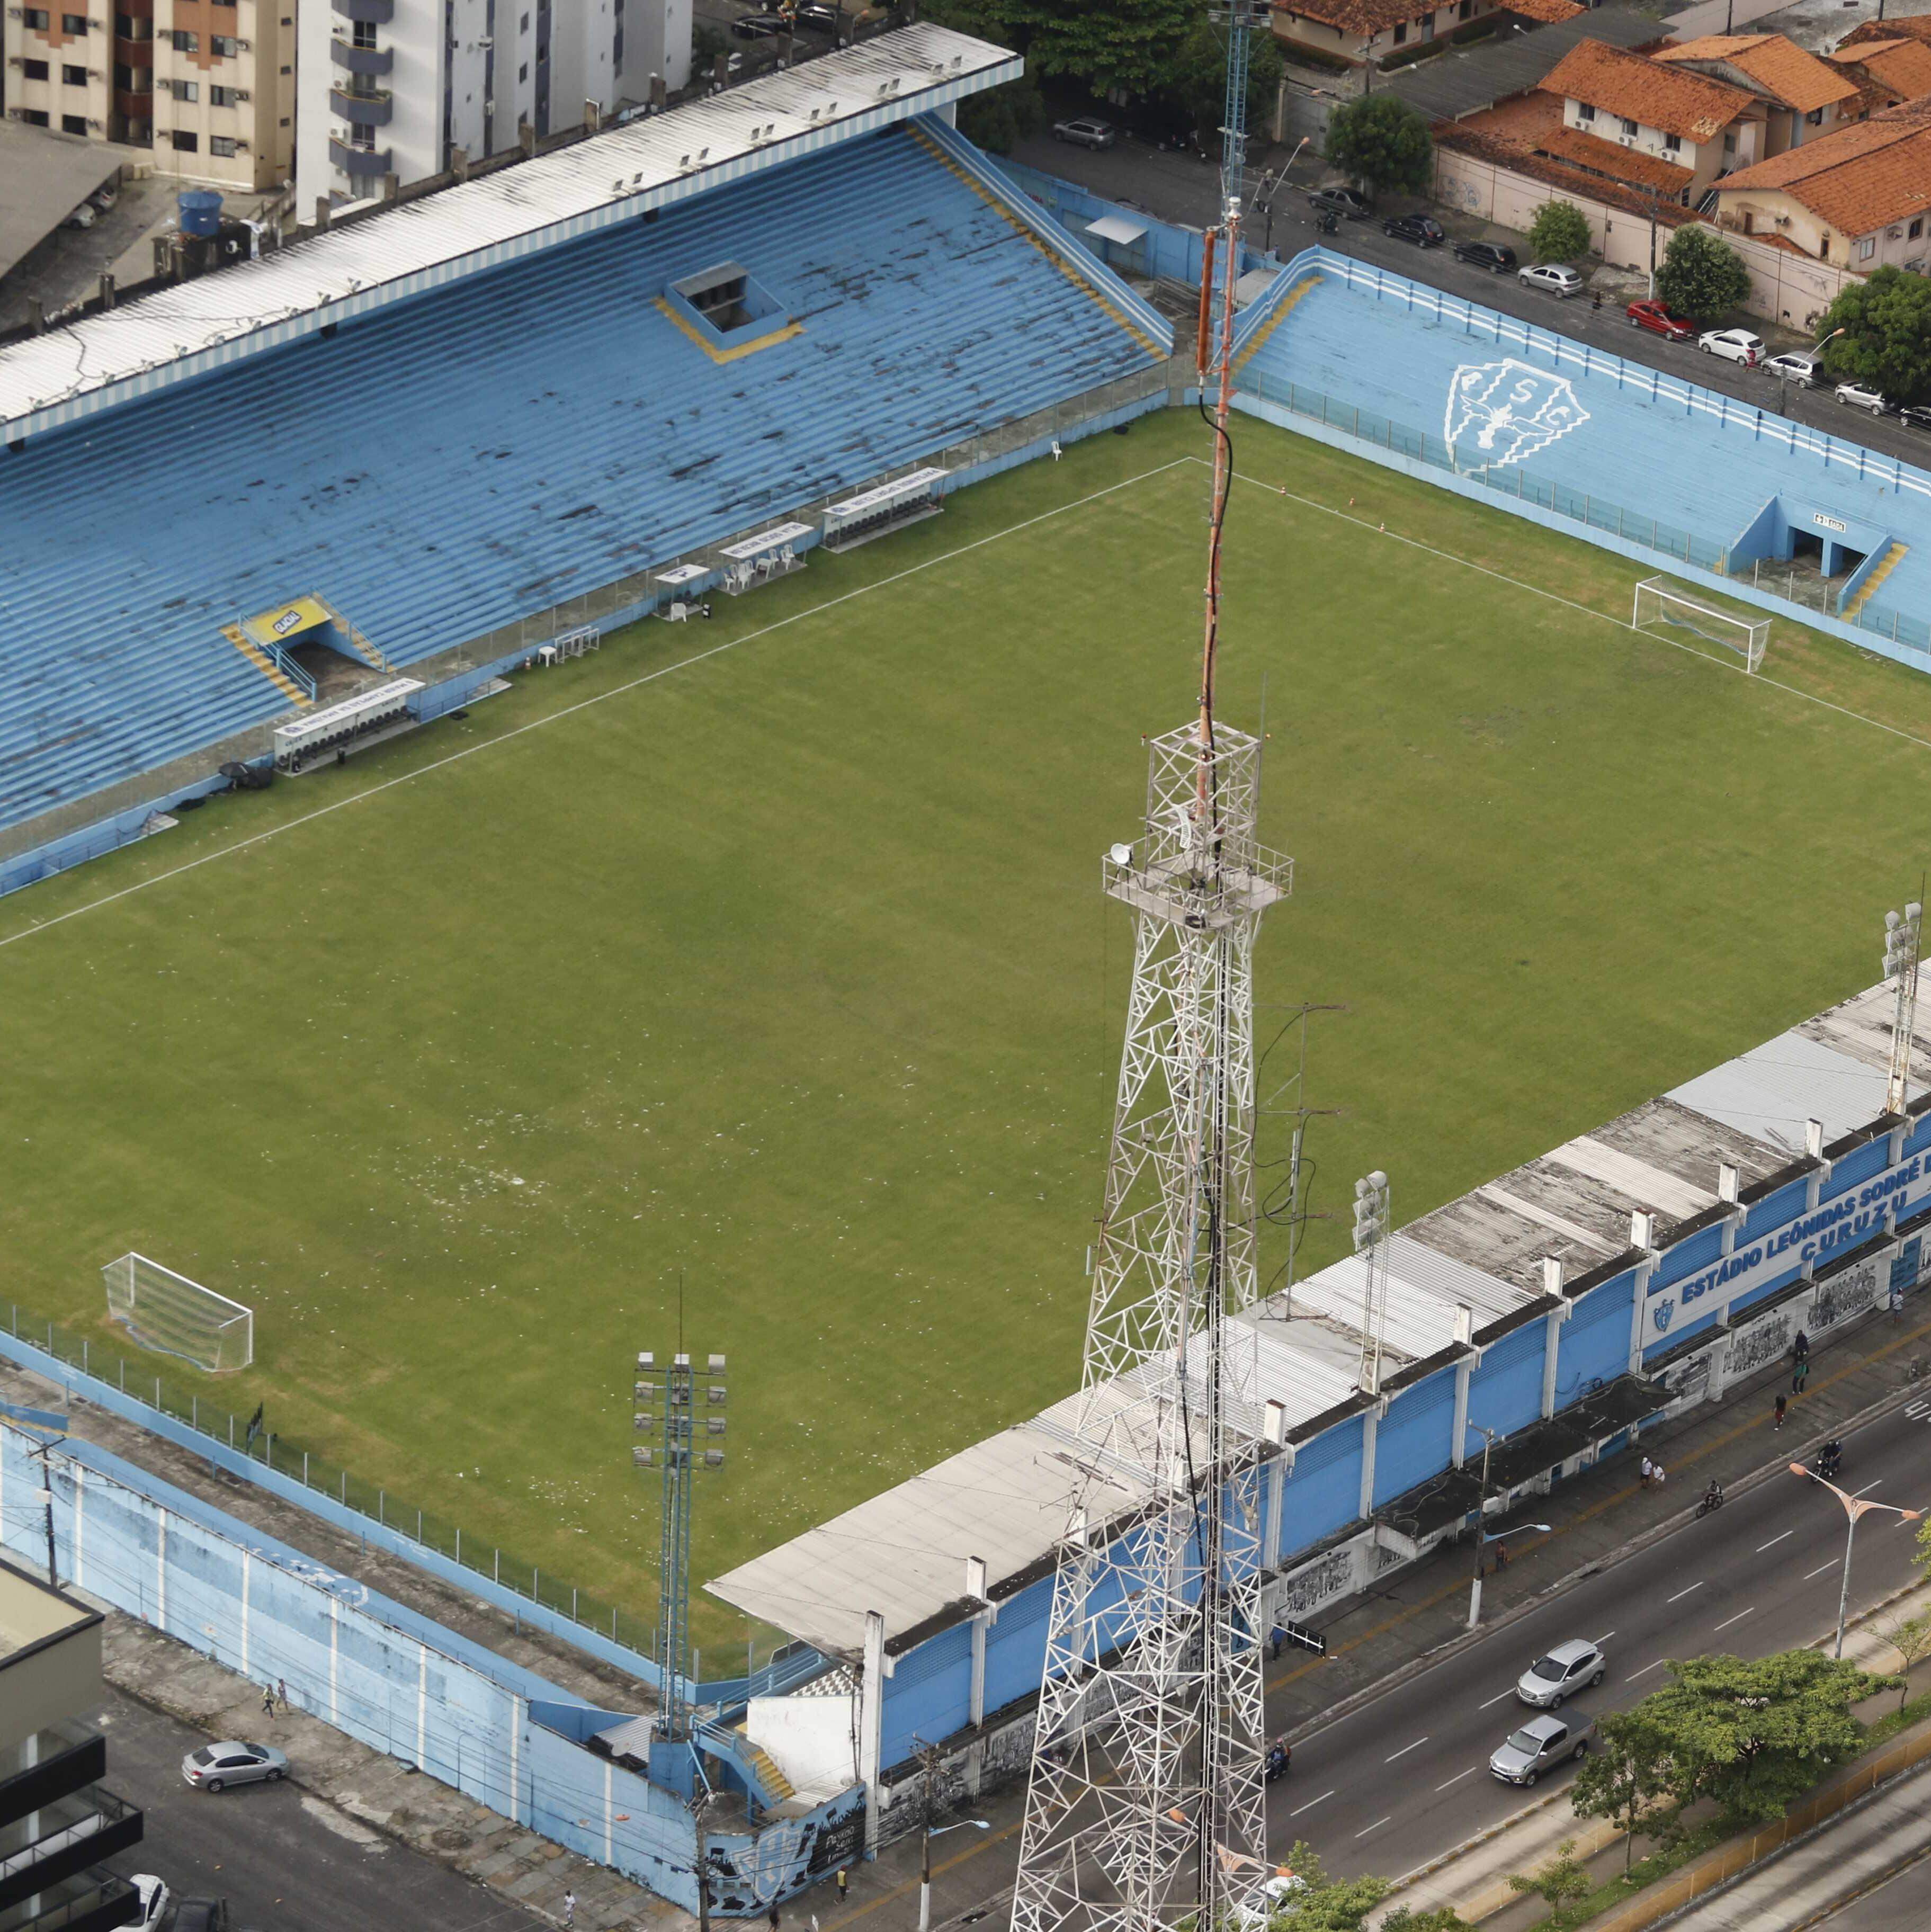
1632 577 1769 673
102 1253 253 1373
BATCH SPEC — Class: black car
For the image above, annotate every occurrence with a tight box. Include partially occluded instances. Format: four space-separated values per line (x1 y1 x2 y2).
1308 185 1372 220
794 0 841 24
732 10 788 36
1453 239 1517 272
1899 404 1931 433
1383 213 1445 247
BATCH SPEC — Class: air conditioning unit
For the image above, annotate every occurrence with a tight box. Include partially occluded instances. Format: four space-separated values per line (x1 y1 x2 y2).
234 86 249 98
5 9 24 19
235 35 248 48
86 113 100 124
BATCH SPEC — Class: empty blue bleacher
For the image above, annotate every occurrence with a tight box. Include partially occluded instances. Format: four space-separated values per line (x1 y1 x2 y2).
1236 252 1931 653
0 119 1164 839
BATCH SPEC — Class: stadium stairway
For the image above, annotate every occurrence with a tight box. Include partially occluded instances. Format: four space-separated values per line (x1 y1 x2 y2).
0 120 1166 843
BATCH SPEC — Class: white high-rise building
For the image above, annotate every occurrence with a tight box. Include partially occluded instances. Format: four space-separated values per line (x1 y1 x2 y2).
296 0 690 214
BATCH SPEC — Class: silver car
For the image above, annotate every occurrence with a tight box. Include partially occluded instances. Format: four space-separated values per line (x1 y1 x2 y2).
1518 263 1583 298
181 1739 287 1792
1490 1711 1594 1785
1516 1637 1604 1707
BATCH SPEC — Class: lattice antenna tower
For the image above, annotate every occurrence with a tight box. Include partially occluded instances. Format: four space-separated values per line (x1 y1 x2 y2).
1884 900 1923 1114
1011 44 1293 1925
633 1345 728 1740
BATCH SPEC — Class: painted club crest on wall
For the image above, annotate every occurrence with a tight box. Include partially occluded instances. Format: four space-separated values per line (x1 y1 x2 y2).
1445 359 1589 469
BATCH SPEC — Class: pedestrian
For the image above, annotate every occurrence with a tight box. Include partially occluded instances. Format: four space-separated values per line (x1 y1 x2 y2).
262 1683 275 1718
1268 1622 1286 1660
1794 1327 1810 1362
836 1869 850 1905
768 1903 780 1932
1652 1463 1666 1489
277 1678 288 1711
562 1890 576 1929
1793 1355 1810 1394
1891 1282 1905 1325
1774 1392 1786 1430
1640 1454 1653 1489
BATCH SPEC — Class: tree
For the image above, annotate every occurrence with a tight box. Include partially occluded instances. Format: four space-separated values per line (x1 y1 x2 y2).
919 0 1043 153
1265 1842 1391 1932
1000 0 1196 100
1820 265 1931 404
1381 1909 1471 1930
1637 1651 1895 1823
1527 200 1592 263
1169 8 1284 146
1654 223 1751 324
1571 1710 1676 1870
1875 1608 1931 1709
1507 1838 1589 1919
1322 94 1433 197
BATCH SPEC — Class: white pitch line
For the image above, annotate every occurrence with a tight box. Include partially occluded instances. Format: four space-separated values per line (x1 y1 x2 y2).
1479 1690 1513 1710
1625 1661 1665 1682
1666 1581 1704 1604
1853 1480 1884 1497
1386 1737 1430 1763
1355 1817 1393 1839
1436 1768 1478 1792
1290 1791 1335 1818
1805 1560 1840 1579
1713 1608 1754 1633
1757 1531 1794 1552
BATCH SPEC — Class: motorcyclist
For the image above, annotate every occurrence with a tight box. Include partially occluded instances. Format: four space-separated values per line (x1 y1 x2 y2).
1817 1438 1843 1477
1703 1478 1722 1511
1265 1739 1290 1781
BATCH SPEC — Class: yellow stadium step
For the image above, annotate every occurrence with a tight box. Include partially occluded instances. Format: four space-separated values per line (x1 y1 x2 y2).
313 594 394 674
734 1728 795 1802
220 623 311 708
1233 276 1320 377
1842 540 1908 620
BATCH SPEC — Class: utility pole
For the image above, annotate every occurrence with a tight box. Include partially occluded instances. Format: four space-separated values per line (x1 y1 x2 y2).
918 1741 939 1932
691 1788 717 1932
1466 1425 1496 1630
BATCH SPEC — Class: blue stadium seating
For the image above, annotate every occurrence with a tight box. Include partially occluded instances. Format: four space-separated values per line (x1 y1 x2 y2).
0 120 1165 838
1237 254 1931 642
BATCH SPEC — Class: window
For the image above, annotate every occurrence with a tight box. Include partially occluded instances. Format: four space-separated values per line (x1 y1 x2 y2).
612 25 621 58
1392 18 1407 41
171 28 198 50
172 77 198 100
19 108 50 124
62 61 86 82
1459 0 1473 13
518 59 528 79
211 33 237 54
61 12 88 31
350 122 376 149
1912 218 1924 239
210 133 237 155
1664 132 1680 153
62 111 87 131
1577 102 1595 122
1723 131 1737 154
171 128 198 149
1620 116 1638 137
520 10 529 28
1805 108 1823 126
22 8 50 29
210 83 235 103
351 19 376 45
1859 236 1876 260
23 57 50 77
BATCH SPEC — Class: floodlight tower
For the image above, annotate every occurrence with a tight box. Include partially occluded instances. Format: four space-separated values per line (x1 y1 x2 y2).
1883 901 1923 1115
1352 1171 1391 1396
633 1349 727 1741
1009 34 1291 1918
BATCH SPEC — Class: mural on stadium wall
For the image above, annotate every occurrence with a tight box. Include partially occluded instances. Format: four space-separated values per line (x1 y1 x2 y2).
1444 360 1589 470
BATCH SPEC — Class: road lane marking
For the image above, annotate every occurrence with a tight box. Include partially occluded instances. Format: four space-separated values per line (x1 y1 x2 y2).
1385 1737 1429 1763
1666 1582 1703 1603
1594 1631 1615 1643
1290 1791 1334 1818
1479 1691 1513 1709
1757 1531 1793 1552
1713 1608 1754 1632
1805 1560 1840 1579
1355 1817 1392 1839
1626 1661 1665 1681
1853 1480 1884 1497
1436 1768 1478 1792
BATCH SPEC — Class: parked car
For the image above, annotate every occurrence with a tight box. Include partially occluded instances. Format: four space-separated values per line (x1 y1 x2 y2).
1516 1638 1606 1708
173 1902 264 1932
1518 263 1583 298
130 1875 170 1931
731 10 787 36
181 1740 287 1792
1490 1712 1596 1786
1308 185 1372 220
1898 404 1931 432
1382 213 1445 248
1452 240 1516 272
60 203 97 230
794 0 842 26
1625 299 1695 342
1762 350 1820 387
1051 117 1118 150
1835 381 1893 415
87 183 118 213
1699 328 1764 365
1233 1871 1306 1931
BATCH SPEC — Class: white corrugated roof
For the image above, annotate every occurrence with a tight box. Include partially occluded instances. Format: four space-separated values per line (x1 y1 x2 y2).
0 25 1020 440
1668 1026 1888 1152
1284 1233 1534 1365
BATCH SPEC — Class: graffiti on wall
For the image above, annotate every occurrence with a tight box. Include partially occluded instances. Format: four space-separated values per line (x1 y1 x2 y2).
1273 1540 1359 1620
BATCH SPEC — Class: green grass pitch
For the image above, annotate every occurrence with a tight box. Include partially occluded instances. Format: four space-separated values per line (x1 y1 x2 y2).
6 404 1931 1652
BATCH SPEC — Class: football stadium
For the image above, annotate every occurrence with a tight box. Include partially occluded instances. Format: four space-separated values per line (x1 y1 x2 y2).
6 17 1931 1920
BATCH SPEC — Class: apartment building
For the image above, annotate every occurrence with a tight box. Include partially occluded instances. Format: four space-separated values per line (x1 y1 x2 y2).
4 0 294 191
294 0 691 213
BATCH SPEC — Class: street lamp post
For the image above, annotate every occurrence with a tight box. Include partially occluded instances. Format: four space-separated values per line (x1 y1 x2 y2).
1790 1462 1924 1657
919 1819 989 1931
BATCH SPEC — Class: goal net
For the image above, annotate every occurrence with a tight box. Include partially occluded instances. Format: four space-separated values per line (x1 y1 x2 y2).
1632 578 1768 673
102 1253 253 1373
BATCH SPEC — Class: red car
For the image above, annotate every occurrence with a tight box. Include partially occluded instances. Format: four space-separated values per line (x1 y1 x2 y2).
1625 300 1696 342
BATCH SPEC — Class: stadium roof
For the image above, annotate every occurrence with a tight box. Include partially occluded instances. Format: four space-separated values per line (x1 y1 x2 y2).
707 975 1931 1661
0 24 1019 443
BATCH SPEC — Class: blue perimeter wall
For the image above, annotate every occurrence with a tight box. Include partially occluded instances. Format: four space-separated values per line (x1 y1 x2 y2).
873 1106 1931 1772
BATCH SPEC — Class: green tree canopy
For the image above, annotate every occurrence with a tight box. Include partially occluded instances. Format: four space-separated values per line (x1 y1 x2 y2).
1000 0 1195 99
1266 1842 1391 1932
918 0 1042 153
1168 8 1284 146
1571 1710 1677 1868
1322 94 1433 196
1380 1908 1471 1930
1527 200 1591 263
1820 265 1931 404
1507 1838 1589 1915
1654 223 1751 324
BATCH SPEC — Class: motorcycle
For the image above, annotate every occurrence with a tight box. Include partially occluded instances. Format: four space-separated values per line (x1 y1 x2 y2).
1695 1486 1724 1518
1814 1442 1843 1482
1317 211 1340 237
1264 1742 1291 1784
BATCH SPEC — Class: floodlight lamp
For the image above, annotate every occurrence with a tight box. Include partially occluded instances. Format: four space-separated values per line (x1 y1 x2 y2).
708 1385 728 1406
674 1352 691 1368
636 1446 656 1466
1911 902 1925 924
1109 842 1133 867
638 1350 656 1370
1355 1178 1371 1198
634 1412 654 1430
1889 909 1903 931
1369 1170 1388 1192
707 1417 727 1437
709 1353 727 1373
704 1449 726 1469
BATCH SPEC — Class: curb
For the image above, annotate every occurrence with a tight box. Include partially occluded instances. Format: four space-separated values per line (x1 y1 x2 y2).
1280 1353 1931 1753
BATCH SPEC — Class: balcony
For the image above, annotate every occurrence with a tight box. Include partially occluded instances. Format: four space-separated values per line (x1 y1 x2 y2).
0 1787 144 1914
328 82 390 124
330 0 393 22
329 135 390 176
329 33 391 74
112 35 152 65
113 85 153 117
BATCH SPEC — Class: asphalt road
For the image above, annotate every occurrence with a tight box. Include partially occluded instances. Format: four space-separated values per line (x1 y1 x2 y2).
1014 129 1931 473
97 1687 534 1932
1276 1393 1931 1881
1819 1842 1931 1930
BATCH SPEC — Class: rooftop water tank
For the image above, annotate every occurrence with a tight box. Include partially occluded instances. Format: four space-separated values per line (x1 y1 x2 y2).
178 190 224 238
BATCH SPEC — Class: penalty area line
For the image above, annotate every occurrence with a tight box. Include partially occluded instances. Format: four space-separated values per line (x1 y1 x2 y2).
0 455 1197 956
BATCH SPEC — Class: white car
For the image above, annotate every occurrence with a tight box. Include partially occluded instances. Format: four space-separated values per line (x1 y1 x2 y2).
61 202 98 230
1233 1871 1306 1931
1762 351 1819 387
130 1875 171 1930
1835 381 1892 414
1699 328 1764 365
1518 263 1583 298
1516 1637 1606 1707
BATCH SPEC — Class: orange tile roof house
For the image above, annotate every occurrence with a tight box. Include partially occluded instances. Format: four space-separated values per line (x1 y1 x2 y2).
1828 36 1931 113
1711 102 1931 271
1270 0 1509 68
1655 34 1860 141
